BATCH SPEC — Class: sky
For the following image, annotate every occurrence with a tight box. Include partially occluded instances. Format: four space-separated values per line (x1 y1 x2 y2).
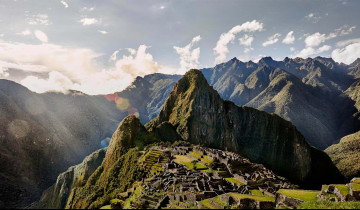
0 0 359 95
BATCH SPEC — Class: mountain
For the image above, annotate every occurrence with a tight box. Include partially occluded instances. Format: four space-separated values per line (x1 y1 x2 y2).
349 58 360 78
1 56 359 208
35 70 345 209
325 131 360 180
200 57 358 149
116 74 181 124
0 80 126 209
345 80 360 114
146 69 344 186
31 149 106 209
36 115 298 209
64 115 157 209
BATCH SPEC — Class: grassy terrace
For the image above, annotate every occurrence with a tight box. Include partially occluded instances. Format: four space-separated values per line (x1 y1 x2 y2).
174 155 196 170
277 189 320 201
299 201 360 209
199 195 228 209
351 183 360 191
225 177 245 186
320 185 337 198
334 185 350 196
174 155 213 173
229 193 275 202
352 178 360 184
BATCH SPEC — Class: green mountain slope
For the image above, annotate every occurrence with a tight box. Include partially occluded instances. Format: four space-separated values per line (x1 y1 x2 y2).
325 131 360 180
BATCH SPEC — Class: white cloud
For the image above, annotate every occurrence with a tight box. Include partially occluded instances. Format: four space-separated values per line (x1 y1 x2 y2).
127 48 137 55
60 0 69 8
304 25 356 48
305 13 321 23
336 38 360 47
0 42 100 79
110 50 120 62
174 35 202 73
262 33 281 47
305 32 335 48
335 25 356 36
214 20 264 64
239 34 254 47
332 41 360 64
0 63 9 77
243 48 254 53
0 40 177 94
79 18 100 26
294 45 331 58
21 71 73 93
27 14 51 26
290 47 295 52
98 30 108 35
82 7 95 12
34 30 48 43
282 31 295 44
19 30 32 36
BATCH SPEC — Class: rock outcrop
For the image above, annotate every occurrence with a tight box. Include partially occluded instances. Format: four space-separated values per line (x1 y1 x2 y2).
31 149 106 209
147 69 344 186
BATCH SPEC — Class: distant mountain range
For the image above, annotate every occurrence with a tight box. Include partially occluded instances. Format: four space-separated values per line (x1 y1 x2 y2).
0 56 359 208
126 56 360 150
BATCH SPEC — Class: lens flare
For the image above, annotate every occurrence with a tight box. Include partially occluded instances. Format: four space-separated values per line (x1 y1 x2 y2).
8 120 30 139
128 107 140 118
25 97 46 115
104 93 119 102
100 137 111 148
115 97 130 111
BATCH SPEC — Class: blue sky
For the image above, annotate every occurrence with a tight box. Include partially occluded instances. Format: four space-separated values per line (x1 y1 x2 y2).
0 0 359 94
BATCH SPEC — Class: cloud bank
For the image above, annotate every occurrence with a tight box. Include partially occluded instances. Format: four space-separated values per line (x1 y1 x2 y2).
174 35 201 74
214 20 263 64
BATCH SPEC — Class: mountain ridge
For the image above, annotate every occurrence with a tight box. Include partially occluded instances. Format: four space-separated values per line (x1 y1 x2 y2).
146 69 344 186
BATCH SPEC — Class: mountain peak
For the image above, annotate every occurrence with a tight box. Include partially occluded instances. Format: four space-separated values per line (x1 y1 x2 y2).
103 115 155 170
147 70 344 185
351 58 360 67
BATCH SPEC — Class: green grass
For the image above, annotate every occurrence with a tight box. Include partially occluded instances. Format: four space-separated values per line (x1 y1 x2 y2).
334 185 350 196
110 199 122 204
195 162 208 170
201 156 213 164
277 189 320 201
225 177 245 186
170 203 183 209
229 193 275 202
200 199 217 209
299 201 360 209
189 151 202 159
251 189 266 196
321 185 329 192
351 183 360 191
200 169 213 173
123 185 143 209
100 205 111 209
352 178 360 184
174 155 196 170
214 196 228 207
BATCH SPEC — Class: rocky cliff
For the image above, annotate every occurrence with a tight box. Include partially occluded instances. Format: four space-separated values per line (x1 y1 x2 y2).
147 69 344 186
32 149 106 209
